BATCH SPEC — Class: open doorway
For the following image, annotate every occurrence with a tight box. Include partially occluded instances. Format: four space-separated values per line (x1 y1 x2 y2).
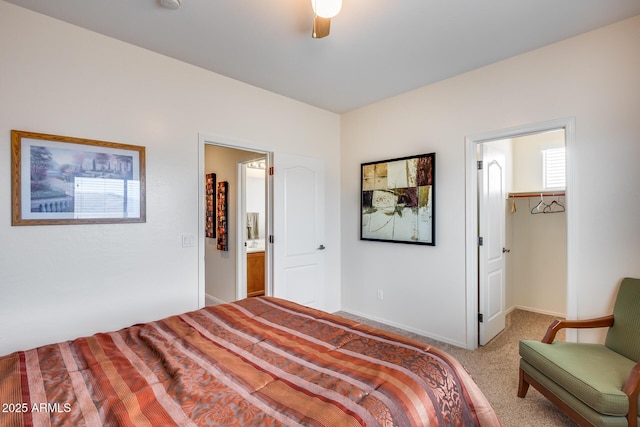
479 130 567 345
240 158 267 299
198 134 271 307
465 118 575 349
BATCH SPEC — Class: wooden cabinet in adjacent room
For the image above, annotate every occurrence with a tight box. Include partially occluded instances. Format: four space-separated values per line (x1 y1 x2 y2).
247 251 265 297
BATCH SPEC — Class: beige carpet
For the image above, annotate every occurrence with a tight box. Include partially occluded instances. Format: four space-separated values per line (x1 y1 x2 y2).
335 309 577 427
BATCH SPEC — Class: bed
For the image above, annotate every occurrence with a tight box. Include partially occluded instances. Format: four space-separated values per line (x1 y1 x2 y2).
0 296 500 426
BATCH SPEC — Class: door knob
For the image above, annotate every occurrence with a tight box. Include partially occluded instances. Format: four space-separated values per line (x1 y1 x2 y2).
502 248 511 253
317 245 326 250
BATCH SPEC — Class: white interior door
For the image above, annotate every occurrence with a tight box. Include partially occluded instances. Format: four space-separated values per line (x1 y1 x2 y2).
479 144 507 345
273 153 325 309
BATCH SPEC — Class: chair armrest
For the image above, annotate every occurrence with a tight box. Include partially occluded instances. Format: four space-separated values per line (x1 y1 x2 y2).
541 315 614 344
623 360 640 425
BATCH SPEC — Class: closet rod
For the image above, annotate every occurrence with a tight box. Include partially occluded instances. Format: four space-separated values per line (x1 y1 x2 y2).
508 191 565 199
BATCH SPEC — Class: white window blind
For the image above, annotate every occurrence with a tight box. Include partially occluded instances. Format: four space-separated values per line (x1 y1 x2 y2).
74 177 140 218
543 147 566 189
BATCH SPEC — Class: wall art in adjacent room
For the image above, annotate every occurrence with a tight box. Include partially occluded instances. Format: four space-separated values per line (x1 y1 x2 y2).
216 181 229 251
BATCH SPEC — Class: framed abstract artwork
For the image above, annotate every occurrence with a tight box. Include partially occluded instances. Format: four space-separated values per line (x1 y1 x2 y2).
361 152 435 245
11 130 145 226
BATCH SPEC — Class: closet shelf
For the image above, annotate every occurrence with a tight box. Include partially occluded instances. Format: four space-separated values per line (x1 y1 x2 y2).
508 191 565 199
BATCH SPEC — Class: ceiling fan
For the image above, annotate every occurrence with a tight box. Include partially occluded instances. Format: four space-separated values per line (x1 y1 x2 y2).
311 0 342 38
158 0 341 39
159 0 181 9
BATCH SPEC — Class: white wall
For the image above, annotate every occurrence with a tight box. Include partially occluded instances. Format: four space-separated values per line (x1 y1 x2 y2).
246 168 266 240
510 204 567 316
0 1 341 355
512 130 565 193
341 15 640 346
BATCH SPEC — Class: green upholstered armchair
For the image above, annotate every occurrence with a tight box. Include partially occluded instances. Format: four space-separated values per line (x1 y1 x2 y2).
518 277 640 427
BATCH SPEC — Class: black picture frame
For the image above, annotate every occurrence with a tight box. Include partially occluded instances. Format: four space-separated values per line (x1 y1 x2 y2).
360 152 435 245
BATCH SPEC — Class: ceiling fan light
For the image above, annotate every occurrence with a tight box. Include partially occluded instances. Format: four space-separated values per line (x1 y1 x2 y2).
311 0 342 19
159 0 181 10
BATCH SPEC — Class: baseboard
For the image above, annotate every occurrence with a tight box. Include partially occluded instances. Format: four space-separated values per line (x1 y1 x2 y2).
513 305 566 318
338 307 467 349
205 294 226 306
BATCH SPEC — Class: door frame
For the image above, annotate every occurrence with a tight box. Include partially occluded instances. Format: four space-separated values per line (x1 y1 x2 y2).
197 133 273 307
464 117 576 349
237 158 268 300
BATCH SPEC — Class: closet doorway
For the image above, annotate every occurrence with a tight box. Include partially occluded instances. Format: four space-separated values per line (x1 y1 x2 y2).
465 118 575 349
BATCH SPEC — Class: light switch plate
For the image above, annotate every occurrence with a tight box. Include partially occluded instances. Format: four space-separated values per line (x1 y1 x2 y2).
181 233 195 248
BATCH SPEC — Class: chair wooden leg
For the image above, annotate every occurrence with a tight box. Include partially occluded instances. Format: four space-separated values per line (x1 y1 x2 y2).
519 367 596 427
627 398 637 427
517 368 530 398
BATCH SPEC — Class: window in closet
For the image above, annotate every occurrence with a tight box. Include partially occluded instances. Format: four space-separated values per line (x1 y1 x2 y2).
542 147 565 190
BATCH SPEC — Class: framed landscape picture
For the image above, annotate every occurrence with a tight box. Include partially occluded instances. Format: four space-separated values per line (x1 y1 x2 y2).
361 152 435 245
11 130 146 226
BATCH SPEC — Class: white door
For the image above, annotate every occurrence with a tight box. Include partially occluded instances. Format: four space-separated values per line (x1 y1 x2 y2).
273 153 325 309
478 144 507 345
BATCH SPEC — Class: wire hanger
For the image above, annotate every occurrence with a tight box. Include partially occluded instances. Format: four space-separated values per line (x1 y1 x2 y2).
543 198 565 213
530 193 547 214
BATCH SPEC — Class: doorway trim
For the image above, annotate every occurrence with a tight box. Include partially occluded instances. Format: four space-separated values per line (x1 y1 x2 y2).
237 161 249 302
464 117 576 349
236 158 268 301
198 133 273 307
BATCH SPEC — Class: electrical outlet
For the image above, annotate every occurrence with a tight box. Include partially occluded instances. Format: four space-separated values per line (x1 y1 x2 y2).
377 289 384 300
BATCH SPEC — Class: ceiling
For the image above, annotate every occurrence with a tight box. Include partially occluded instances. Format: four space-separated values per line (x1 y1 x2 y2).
5 0 640 113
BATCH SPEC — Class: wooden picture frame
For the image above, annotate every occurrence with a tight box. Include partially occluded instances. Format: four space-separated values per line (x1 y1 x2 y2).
11 130 146 226
361 152 435 245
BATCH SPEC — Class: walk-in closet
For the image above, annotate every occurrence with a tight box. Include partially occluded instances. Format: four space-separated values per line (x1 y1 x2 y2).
494 129 567 317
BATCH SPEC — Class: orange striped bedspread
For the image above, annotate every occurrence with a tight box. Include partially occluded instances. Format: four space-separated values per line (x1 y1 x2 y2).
0 297 500 426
